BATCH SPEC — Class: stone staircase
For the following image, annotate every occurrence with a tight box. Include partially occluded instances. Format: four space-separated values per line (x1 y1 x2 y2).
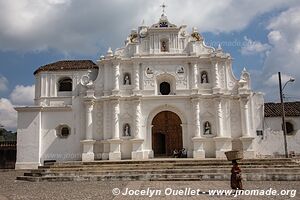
16 158 300 182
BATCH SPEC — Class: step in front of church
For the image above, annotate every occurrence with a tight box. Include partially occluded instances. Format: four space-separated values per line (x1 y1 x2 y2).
16 158 300 182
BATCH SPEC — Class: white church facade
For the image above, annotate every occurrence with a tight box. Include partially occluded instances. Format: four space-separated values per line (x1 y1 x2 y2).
15 13 266 169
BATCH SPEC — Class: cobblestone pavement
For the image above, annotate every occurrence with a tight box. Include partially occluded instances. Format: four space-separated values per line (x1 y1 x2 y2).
0 171 299 200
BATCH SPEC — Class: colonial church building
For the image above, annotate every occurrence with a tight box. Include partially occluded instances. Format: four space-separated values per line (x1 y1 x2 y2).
15 12 265 169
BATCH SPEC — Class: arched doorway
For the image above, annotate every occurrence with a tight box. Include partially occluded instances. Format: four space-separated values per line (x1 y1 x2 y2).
152 111 183 157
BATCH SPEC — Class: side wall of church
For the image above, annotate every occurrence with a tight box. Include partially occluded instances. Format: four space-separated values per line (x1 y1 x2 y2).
255 116 300 157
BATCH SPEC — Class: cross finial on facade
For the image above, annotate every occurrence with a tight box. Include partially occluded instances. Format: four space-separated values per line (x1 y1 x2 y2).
160 2 167 15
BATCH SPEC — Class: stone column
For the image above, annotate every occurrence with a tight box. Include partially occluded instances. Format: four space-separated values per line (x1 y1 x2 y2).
81 100 96 162
192 98 205 158
112 63 120 94
109 99 122 160
215 98 223 138
240 97 250 137
240 97 255 158
101 100 109 160
131 99 145 159
192 63 198 91
133 100 141 139
133 63 140 94
192 98 201 138
85 101 93 139
112 100 120 139
213 98 232 159
212 60 221 94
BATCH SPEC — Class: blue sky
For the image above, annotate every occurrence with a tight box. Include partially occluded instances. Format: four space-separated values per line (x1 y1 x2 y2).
1 0 300 130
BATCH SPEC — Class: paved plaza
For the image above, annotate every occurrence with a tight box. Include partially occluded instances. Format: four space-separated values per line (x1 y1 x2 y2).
0 170 299 200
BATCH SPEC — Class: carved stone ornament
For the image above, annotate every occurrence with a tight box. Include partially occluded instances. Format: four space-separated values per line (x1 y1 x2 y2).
81 75 90 86
145 67 154 78
80 70 94 88
129 30 138 43
191 27 203 41
139 27 148 38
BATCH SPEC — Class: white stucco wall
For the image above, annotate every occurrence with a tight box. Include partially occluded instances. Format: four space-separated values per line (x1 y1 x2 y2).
255 116 300 157
15 110 41 169
40 110 82 162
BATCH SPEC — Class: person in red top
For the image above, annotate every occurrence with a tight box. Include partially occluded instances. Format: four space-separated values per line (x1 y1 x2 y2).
231 160 243 190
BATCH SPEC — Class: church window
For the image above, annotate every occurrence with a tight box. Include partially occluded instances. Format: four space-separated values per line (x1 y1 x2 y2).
58 77 72 91
286 122 294 135
56 125 71 138
160 39 169 52
201 71 208 83
160 82 170 95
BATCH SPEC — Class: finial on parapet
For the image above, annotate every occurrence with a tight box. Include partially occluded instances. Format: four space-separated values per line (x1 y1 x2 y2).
217 43 222 51
106 47 113 57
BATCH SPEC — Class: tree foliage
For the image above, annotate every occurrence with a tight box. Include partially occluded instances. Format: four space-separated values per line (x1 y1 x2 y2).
0 124 17 141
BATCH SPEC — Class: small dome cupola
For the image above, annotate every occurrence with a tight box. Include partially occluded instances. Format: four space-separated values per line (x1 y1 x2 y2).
151 3 177 28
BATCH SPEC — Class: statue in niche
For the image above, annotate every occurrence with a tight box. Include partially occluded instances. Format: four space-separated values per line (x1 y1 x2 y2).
161 40 168 52
201 72 208 83
124 73 131 85
204 121 211 135
124 123 131 136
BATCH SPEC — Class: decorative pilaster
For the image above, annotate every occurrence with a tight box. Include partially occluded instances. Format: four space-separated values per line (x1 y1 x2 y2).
192 98 201 137
133 100 141 139
102 100 110 160
133 63 140 94
85 100 94 140
212 60 221 94
81 100 96 162
240 97 255 158
192 63 198 92
131 99 145 159
214 97 232 158
191 98 205 158
109 99 122 160
112 63 120 94
240 97 250 137
215 98 223 137
112 100 120 139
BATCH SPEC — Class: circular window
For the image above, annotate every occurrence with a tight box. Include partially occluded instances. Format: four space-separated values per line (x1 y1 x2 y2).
160 82 170 95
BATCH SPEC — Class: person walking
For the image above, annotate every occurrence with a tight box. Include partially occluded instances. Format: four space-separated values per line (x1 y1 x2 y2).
230 160 243 190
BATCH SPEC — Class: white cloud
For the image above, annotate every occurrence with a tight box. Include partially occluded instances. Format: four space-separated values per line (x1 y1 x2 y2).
0 98 17 130
241 36 271 55
268 31 282 44
0 84 35 130
0 0 299 54
0 75 8 92
10 85 35 106
265 73 294 87
254 6 300 102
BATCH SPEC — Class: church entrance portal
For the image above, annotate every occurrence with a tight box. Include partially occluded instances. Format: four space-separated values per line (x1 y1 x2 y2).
152 111 183 157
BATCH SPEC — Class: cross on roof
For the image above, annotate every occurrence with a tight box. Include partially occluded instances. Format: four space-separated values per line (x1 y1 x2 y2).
160 2 167 15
